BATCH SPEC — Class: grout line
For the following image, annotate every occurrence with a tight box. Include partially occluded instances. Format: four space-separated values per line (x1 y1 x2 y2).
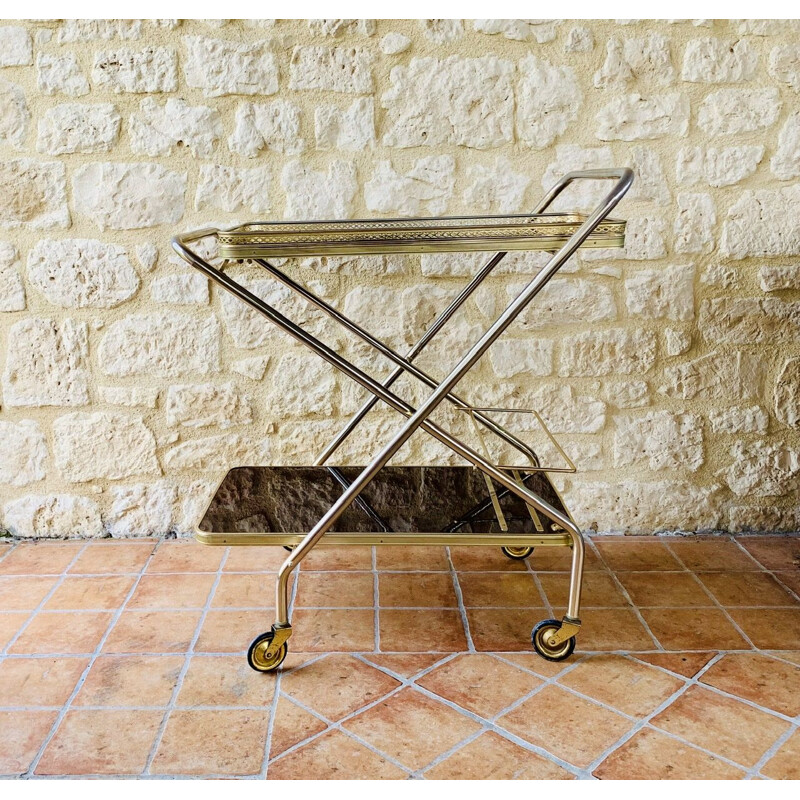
142 543 230 775
729 537 800 605
372 546 380 652
525 554 554 617
445 546 474 652
747 722 798 779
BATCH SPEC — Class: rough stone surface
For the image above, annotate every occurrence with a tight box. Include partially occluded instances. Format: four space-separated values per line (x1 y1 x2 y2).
697 88 781 136
382 56 513 149
760 266 800 292
231 356 270 381
2 318 89 407
723 440 800 497
700 297 800 344
613 411 704 472
53 412 160 482
282 160 357 219
564 26 594 52
315 97 374 151
517 56 582 148
129 98 221 157
150 273 208 305
0 241 25 311
625 264 695 320
559 329 657 376
183 36 278 97
0 26 33 66
677 145 764 187
98 313 220 378
771 113 800 180
0 80 30 150
290 46 372 93
36 103 120 155
595 35 674 88
59 19 142 42
514 279 617 330
36 53 89 96
674 193 716 254
709 406 769 435
166 383 252 429
541 145 614 211
721 185 800 258
774 358 800 427
4 494 103 538
380 33 410 54
98 386 159 408
27 239 139 308
463 157 530 213
228 100 304 157
92 47 177 93
488 339 553 379
0 159 69 229
364 157 454 216
195 165 271 213
164 433 270 473
659 351 763 401
596 93 689 140
664 328 692 356
72 162 186 230
474 19 560 43
0 420 47 487
768 45 800 91
682 38 758 82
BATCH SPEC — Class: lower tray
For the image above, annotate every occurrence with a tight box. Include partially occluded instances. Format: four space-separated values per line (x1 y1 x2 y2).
198 466 570 537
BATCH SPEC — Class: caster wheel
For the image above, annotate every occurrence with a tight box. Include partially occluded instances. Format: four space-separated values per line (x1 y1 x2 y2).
283 545 295 552
502 545 534 560
247 631 288 672
532 618 575 662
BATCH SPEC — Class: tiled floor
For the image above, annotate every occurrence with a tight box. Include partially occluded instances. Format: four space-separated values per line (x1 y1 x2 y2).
0 534 799 779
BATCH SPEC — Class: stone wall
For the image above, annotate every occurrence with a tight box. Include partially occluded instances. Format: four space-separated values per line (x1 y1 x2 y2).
1 18 799 538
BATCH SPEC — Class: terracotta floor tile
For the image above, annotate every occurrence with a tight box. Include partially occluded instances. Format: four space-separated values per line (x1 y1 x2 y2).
593 727 745 780
146 542 224 573
376 546 449 571
769 649 800 666
178 655 275 707
343 687 481 770
641 608 750 650
212 573 276 608
128 573 216 609
289 609 375 652
267 729 407 779
75 655 183 707
269 696 327 758
103 610 200 653
594 539 682 571
378 572 457 608
44 576 136 610
281 654 400 720
0 710 58 774
738 536 800 571
425 731 573 779
727 608 800 649
558 654 684 716
466 608 546 652
458 572 541 607
223 546 285 572
0 543 85 576
498 684 632 768
194 610 271 653
36 709 162 775
9 612 112 655
449 546 527 571
698 571 798 607
531 545 605 572
0 576 58 610
775 570 800 595
380 609 467 652
296 571 374 607
651 685 790 767
151 708 270 775
302 546 373 571
667 538 758 571
417 653 541 718
635 651 716 678
539 571 628 607
618 572 712 607
69 542 155 574
0 657 88 707
761 729 800 779
700 652 800 716
362 653 448 678
498 652 574 678
557 608 656 651
0 612 28 649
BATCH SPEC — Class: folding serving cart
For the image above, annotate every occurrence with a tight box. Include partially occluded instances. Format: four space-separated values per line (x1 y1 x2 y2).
172 168 633 671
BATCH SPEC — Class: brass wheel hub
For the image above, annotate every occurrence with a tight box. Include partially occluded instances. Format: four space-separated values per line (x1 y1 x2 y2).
250 638 286 671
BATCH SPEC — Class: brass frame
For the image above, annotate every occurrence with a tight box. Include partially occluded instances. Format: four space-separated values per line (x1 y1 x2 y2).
172 168 634 664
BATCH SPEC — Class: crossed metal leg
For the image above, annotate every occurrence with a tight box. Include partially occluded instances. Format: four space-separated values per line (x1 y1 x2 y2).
173 168 634 669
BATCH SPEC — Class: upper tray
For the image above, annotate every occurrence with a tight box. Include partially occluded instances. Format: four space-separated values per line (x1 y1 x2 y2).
215 212 626 258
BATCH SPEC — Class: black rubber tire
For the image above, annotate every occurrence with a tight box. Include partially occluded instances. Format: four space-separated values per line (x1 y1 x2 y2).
247 631 288 672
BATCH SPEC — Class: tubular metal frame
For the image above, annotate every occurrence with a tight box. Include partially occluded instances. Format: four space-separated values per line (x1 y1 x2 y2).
172 168 634 665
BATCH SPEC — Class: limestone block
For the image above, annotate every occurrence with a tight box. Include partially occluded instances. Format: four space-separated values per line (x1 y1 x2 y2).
0 80 29 150
36 103 120 155
628 145 670 203
625 264 695 320
183 36 277 96
564 26 594 52
674 193 715 254
315 97 374 151
594 35 674 88
231 356 270 381
72 162 186 230
164 432 270 472
596 93 689 140
0 26 32 66
364 157 454 216
228 100 304 157
92 47 177 93
768 45 800 91
664 328 692 356
463 157 530 213
130 98 222 157
36 53 89 96
709 406 769 434
308 20 376 37
2 318 89 407
380 33 410 54
676 145 764 188
289 46 372 93
697 89 781 136
760 266 800 292
59 20 142 41
0 420 47 486
613 411 704 471
559 329 657 376
195 165 271 214
150 273 209 305
607 381 649 408
699 297 800 344
659 351 763 401
721 186 800 258
474 19 561 43
723 440 800 497
27 239 139 308
382 56 514 149
775 358 800 427
282 160 357 219
135 244 158 272
513 278 617 330
517 56 582 148
166 382 252 428
99 313 220 377
0 241 25 311
420 20 463 43
4 494 103 538
771 113 800 180
488 339 554 379
682 38 758 82
53 412 160 482
98 386 160 408
0 159 69 229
